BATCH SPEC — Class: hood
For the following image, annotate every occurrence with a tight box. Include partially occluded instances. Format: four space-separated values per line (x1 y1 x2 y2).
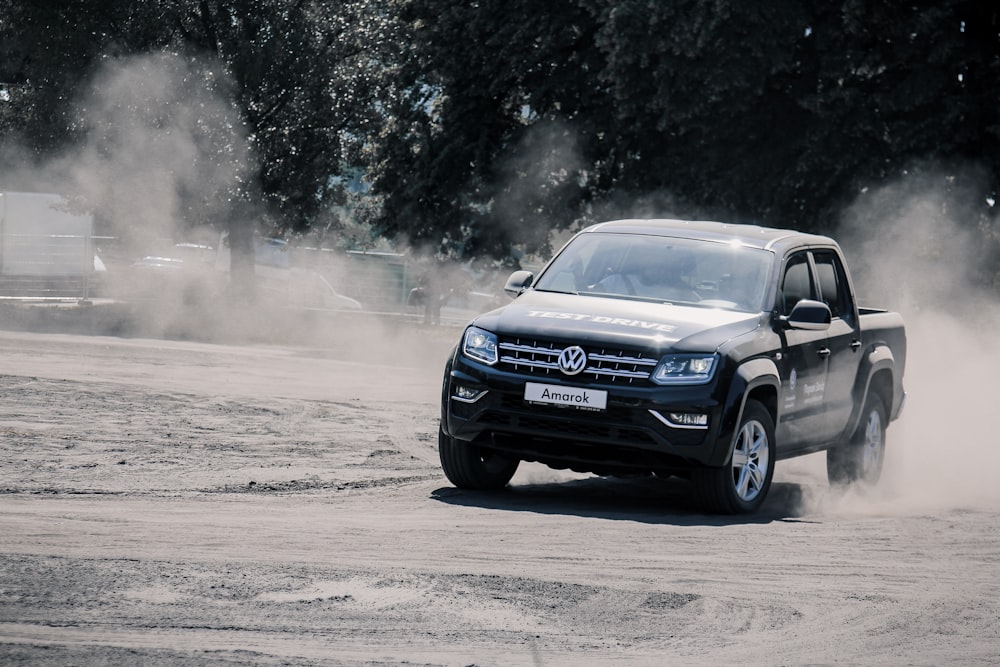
472 290 761 353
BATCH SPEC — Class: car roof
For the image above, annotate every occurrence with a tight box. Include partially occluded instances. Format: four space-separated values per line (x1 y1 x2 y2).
582 219 836 252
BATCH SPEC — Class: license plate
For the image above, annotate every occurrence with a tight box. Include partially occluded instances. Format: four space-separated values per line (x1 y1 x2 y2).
523 382 607 411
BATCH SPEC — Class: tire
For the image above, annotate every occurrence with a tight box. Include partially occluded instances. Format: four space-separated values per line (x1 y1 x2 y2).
694 400 775 514
827 393 886 486
438 425 519 490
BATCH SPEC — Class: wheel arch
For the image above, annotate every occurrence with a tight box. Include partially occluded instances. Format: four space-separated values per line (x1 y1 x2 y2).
846 344 897 437
712 357 780 467
867 368 893 413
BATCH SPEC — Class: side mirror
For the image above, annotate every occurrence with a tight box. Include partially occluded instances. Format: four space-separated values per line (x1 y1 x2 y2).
503 270 534 298
781 299 831 331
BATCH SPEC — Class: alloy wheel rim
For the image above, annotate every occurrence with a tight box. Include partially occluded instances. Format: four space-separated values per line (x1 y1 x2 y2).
731 420 769 502
862 410 884 475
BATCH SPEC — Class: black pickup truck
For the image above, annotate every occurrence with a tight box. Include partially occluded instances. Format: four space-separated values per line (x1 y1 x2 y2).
439 219 906 513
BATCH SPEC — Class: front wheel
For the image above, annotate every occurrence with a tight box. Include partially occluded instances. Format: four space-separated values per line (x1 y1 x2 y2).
439 426 519 490
694 400 775 514
827 393 886 486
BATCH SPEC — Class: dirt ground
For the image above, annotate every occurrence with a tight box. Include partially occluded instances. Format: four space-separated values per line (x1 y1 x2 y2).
0 309 998 666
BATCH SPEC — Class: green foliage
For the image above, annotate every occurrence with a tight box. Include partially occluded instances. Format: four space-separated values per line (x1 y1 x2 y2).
1 0 997 273
367 0 998 264
366 0 606 262
0 1 166 153
588 0 818 223
0 0 395 241
173 1 401 234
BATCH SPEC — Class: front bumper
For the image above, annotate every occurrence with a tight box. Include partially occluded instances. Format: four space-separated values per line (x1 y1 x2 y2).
443 355 731 474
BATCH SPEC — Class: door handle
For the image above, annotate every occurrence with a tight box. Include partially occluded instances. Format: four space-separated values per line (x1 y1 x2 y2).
817 347 831 358
850 340 862 351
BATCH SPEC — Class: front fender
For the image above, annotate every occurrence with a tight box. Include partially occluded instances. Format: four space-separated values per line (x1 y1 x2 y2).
440 347 460 433
708 357 781 467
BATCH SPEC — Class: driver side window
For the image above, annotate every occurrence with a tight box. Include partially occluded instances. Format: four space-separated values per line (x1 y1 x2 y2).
779 253 816 314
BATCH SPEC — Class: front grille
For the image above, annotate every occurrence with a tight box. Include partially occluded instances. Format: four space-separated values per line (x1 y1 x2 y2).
497 336 658 384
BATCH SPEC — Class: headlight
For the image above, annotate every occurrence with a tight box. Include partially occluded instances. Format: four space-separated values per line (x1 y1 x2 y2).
462 326 498 365
651 354 718 385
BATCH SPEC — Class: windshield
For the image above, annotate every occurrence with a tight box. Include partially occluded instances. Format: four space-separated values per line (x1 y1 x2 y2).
533 232 773 312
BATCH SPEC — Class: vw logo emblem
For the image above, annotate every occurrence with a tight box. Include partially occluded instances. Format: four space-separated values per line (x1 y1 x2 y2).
558 346 588 375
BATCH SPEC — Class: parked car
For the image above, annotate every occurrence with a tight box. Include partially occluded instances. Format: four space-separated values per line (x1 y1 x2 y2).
259 268 362 311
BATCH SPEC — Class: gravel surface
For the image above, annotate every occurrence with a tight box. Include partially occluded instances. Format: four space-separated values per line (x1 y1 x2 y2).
1 313 998 665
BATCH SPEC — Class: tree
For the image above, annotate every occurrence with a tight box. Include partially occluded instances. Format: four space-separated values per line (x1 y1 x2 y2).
366 0 998 267
171 1 400 237
366 0 608 262
587 0 818 224
0 0 399 295
586 0 999 232
2 0 997 277
0 1 142 153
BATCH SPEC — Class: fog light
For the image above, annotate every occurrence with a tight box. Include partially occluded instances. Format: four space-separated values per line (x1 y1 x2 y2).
454 385 487 403
668 412 708 427
650 409 709 430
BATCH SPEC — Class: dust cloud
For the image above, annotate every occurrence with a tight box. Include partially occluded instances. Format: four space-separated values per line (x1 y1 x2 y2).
2 53 246 253
794 167 1000 515
0 52 420 356
493 120 585 257
2 52 235 336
